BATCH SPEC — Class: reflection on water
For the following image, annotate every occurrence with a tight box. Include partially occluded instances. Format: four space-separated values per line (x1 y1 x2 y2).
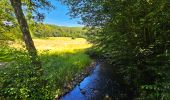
60 63 122 100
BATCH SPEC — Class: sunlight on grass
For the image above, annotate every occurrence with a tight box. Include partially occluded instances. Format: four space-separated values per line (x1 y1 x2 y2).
34 37 91 52
37 37 92 97
10 37 92 52
1 37 92 98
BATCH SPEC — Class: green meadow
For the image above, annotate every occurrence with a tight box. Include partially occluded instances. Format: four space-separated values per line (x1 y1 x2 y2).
0 37 92 99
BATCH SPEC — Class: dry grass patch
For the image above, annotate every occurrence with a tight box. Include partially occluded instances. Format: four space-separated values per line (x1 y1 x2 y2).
10 37 92 52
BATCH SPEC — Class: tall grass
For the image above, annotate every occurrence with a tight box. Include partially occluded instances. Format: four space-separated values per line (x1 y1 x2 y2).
0 37 92 99
40 50 91 97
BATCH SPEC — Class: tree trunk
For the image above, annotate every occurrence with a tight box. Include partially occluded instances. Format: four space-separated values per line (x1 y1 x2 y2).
9 0 42 70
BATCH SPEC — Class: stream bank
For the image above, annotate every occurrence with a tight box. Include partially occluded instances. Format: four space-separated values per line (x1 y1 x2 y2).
60 61 128 100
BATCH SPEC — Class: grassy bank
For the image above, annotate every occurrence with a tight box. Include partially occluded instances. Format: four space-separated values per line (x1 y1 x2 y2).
40 50 91 98
0 37 92 99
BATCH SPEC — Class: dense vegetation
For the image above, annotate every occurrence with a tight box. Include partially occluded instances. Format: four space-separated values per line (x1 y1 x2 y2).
31 24 86 38
0 38 91 99
63 0 170 99
0 23 85 40
0 0 89 99
1 0 169 99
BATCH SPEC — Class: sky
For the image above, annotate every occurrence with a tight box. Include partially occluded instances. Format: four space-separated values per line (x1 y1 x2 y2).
43 1 82 27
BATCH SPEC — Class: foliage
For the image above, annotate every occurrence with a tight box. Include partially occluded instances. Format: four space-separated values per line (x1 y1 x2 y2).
40 50 91 98
0 44 15 62
0 0 84 41
0 0 90 99
0 46 49 99
63 0 170 99
0 38 91 99
31 24 86 38
0 0 18 40
0 0 52 40
0 23 86 41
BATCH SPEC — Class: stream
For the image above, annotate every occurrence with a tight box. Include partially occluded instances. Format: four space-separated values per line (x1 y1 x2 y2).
60 62 124 100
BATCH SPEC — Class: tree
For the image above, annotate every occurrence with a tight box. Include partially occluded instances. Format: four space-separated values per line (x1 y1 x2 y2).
0 0 54 99
9 0 52 70
9 0 40 68
62 0 170 99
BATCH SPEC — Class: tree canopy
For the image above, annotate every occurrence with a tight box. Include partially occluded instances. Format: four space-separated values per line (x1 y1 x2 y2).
63 0 170 99
0 0 169 99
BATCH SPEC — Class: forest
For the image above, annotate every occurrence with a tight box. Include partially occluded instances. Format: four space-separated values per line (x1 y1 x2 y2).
0 23 85 40
31 24 86 38
0 0 170 100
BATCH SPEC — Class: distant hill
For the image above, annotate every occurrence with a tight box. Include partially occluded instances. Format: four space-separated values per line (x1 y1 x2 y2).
31 24 86 38
0 23 86 41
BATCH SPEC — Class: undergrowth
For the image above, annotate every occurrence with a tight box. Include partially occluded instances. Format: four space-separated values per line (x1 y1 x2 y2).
0 43 91 99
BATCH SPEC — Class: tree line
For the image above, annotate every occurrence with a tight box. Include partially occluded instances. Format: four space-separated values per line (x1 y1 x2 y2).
0 23 86 40
31 24 86 38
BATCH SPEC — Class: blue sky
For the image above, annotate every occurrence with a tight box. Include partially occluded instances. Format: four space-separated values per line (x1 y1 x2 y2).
43 1 82 27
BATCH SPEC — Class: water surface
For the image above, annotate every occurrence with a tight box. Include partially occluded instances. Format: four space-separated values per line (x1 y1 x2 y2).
60 62 122 100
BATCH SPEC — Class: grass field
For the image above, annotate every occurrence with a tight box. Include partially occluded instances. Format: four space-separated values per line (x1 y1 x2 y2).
34 37 91 51
38 37 92 98
0 37 92 99
10 37 91 52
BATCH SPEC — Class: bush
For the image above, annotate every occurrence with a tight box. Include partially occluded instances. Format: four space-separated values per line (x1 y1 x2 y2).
0 48 52 99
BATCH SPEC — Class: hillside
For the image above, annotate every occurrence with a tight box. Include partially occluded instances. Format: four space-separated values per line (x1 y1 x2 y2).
31 24 86 38
0 24 86 40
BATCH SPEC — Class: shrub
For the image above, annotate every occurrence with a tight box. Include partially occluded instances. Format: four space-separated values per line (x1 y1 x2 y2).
0 48 52 99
